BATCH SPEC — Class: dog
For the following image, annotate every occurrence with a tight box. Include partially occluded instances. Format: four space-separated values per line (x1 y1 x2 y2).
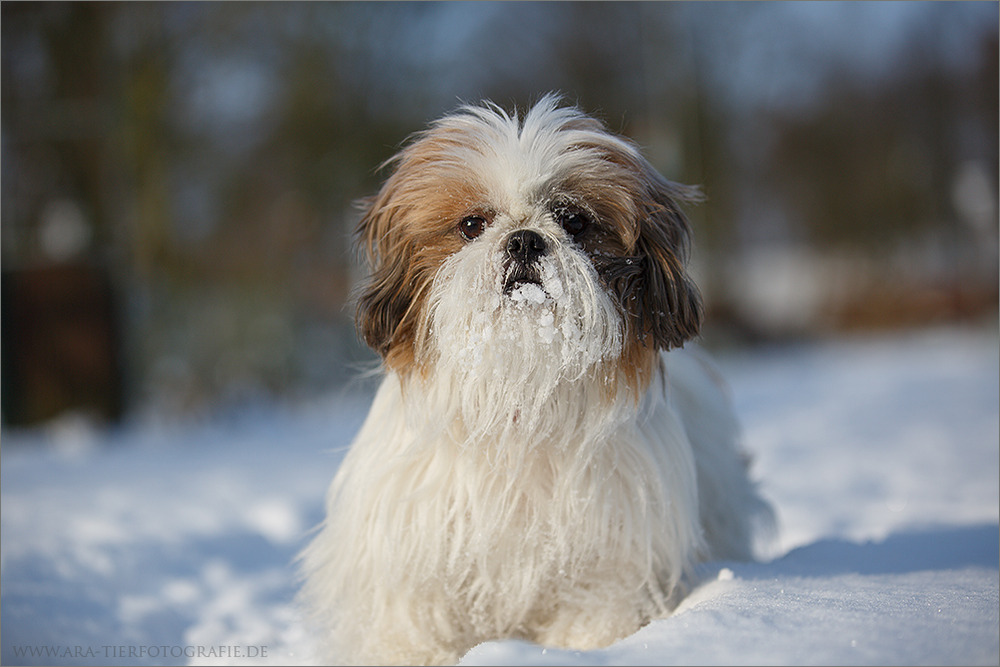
299 94 773 665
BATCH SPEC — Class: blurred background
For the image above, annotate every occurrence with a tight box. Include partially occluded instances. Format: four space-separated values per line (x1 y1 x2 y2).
2 1 997 427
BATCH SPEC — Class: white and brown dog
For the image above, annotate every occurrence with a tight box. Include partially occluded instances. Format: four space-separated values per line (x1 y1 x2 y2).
300 94 772 665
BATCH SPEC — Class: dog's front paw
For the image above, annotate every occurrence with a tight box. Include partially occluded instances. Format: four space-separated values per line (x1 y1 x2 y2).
532 601 647 652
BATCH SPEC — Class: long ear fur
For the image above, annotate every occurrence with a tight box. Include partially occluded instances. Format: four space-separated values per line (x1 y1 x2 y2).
353 145 465 371
587 148 704 351
562 114 705 351
634 177 704 349
354 190 425 369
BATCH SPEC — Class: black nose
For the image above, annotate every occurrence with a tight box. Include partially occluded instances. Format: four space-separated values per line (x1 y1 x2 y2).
506 229 547 267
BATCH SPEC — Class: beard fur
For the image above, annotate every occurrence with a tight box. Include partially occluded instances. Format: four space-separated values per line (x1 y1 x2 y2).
413 225 628 446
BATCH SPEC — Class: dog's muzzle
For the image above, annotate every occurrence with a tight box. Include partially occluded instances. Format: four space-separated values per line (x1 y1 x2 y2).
503 229 547 293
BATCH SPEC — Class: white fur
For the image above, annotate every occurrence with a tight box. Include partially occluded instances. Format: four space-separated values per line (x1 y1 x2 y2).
299 96 772 665
300 348 768 665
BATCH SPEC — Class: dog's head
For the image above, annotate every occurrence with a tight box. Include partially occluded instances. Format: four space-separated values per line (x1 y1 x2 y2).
355 95 702 401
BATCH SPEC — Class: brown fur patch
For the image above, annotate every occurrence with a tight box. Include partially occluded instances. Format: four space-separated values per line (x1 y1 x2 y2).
355 135 491 374
547 133 704 368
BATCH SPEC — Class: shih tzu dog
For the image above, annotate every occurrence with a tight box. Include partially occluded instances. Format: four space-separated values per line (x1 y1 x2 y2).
300 94 772 665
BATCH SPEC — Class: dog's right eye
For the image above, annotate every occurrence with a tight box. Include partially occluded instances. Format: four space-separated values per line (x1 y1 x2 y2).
459 216 487 240
553 206 589 238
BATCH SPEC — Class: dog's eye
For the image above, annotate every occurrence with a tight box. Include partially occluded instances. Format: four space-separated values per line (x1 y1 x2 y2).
554 207 589 237
459 216 487 240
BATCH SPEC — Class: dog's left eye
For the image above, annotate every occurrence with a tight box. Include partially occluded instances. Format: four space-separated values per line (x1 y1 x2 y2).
459 216 487 240
553 206 589 237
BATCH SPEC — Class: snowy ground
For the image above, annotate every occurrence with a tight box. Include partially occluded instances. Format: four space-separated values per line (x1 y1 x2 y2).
2 325 998 666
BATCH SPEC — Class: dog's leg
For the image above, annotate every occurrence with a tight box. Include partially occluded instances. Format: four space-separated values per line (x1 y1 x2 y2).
531 596 648 651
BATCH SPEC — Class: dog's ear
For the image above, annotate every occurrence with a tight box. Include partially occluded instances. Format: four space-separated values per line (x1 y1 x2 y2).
354 191 419 365
353 127 484 371
632 178 704 350
573 129 704 351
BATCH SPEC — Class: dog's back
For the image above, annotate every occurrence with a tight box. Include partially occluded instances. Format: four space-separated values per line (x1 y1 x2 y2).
662 346 775 561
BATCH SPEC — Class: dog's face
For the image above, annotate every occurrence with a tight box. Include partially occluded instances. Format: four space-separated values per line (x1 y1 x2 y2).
355 96 702 403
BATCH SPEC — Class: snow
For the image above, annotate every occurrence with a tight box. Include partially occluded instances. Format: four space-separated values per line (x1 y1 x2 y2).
508 282 548 305
2 325 998 666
